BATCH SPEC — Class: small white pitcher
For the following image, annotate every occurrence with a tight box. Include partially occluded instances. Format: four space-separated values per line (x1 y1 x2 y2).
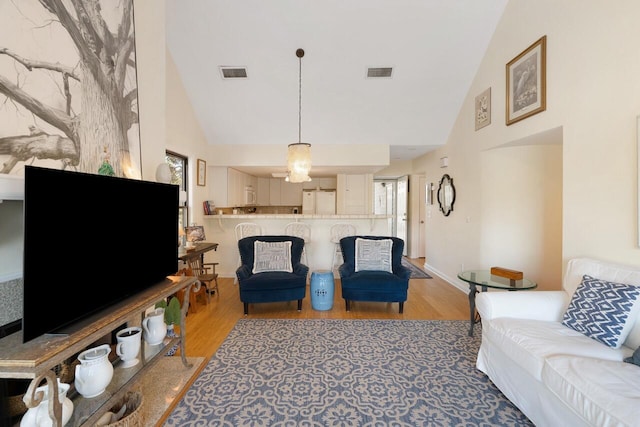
142 307 167 346
74 344 114 398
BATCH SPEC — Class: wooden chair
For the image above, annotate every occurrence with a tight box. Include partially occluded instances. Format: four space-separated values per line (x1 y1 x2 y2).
174 267 208 314
185 256 219 300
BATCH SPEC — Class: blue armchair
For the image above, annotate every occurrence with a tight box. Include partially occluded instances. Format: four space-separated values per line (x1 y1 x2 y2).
236 235 308 315
338 236 410 313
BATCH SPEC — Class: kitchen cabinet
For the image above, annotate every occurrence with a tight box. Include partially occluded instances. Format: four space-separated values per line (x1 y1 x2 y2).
337 173 373 214
269 179 281 205
302 177 336 190
269 179 303 206
257 178 270 205
280 181 303 205
210 167 258 207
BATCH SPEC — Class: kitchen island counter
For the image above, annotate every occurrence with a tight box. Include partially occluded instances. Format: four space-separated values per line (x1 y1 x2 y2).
197 214 394 276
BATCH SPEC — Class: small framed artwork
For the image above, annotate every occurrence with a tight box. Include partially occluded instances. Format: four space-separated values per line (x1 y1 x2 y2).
185 225 206 242
475 87 491 130
506 35 547 125
426 182 434 205
197 159 206 186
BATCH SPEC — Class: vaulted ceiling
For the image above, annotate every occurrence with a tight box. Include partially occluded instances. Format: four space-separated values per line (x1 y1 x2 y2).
165 0 507 175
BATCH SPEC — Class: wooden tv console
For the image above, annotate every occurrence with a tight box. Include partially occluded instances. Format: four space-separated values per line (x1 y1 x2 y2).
0 275 200 426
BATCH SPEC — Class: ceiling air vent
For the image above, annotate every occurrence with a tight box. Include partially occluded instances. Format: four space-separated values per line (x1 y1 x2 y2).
367 67 393 78
219 67 248 79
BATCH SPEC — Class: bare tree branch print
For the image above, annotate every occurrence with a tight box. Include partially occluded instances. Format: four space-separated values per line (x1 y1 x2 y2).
0 0 140 177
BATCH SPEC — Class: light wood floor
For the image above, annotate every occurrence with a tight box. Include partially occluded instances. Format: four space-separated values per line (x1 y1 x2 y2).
178 258 469 360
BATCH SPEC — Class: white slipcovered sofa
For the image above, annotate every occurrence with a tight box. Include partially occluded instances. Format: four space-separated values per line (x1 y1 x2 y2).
476 258 640 427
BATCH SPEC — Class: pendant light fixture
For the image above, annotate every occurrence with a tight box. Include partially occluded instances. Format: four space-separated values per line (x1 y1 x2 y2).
287 48 312 183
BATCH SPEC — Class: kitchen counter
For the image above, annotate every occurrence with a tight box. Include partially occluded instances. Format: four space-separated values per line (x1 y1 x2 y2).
197 214 394 276
205 214 391 219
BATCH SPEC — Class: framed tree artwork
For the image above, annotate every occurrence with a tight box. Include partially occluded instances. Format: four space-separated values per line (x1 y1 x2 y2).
197 159 206 186
506 36 547 125
0 1 141 178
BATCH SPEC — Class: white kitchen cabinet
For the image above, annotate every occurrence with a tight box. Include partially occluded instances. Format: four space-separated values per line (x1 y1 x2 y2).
269 179 281 205
210 168 258 207
280 181 303 205
227 168 243 206
302 177 336 190
268 179 302 206
257 177 270 205
337 173 373 214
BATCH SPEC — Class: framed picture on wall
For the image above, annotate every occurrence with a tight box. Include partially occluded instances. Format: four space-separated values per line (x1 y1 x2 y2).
506 35 547 125
475 87 491 130
197 159 206 186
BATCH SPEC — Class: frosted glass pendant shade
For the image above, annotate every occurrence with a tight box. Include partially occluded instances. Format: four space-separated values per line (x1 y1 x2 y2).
287 143 311 183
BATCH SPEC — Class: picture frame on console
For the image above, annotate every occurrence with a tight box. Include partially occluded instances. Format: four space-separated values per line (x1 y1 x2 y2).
506 35 547 125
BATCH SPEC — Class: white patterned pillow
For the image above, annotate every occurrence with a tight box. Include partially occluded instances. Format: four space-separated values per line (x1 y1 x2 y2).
562 275 640 348
355 238 393 273
252 241 293 273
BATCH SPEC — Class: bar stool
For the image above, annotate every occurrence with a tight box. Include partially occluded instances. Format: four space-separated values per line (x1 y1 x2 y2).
330 223 356 272
234 223 262 283
284 222 311 267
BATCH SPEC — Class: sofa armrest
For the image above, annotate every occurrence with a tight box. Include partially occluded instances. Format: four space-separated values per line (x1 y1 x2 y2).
476 290 570 322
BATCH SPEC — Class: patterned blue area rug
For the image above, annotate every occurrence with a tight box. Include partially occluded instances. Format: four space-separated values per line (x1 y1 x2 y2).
166 319 533 426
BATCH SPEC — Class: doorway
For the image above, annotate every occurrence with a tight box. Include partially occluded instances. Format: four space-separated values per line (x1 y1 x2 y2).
373 177 408 256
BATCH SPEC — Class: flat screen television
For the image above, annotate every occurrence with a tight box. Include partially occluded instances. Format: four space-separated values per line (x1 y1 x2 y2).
22 166 178 343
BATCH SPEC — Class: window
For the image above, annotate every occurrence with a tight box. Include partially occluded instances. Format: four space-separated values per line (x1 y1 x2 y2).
165 151 188 231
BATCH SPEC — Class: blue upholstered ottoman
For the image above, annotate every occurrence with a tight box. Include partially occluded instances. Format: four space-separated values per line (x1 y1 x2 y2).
310 270 334 311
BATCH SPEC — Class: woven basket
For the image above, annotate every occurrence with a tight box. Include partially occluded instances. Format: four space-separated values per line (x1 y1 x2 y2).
100 391 144 427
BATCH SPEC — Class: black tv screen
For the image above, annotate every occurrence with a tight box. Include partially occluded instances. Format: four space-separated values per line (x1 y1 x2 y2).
22 166 178 343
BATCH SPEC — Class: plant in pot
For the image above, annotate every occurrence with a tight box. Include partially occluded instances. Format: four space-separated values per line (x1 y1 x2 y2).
154 296 181 337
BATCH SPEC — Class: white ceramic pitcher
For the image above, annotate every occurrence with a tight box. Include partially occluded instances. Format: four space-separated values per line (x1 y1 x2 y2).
142 307 166 346
74 344 114 398
20 379 73 427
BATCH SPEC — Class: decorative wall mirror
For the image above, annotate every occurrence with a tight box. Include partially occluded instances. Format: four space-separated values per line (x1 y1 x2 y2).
437 174 456 216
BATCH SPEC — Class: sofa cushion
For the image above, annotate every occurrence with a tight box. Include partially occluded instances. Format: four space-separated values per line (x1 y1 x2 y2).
542 356 640 427
354 238 393 273
563 258 640 349
562 275 640 349
252 241 293 273
483 318 631 381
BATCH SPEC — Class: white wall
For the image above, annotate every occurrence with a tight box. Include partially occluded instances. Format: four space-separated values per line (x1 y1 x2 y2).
137 0 640 294
415 0 640 291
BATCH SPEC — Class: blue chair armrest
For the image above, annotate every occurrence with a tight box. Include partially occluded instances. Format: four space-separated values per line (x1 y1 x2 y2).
293 263 309 277
236 264 253 281
394 264 411 281
338 262 355 278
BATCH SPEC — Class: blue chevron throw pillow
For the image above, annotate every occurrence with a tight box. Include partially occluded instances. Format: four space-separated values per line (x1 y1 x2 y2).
563 275 640 348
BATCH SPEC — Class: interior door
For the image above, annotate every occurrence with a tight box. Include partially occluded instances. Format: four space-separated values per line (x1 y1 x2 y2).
396 175 408 256
418 175 426 258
